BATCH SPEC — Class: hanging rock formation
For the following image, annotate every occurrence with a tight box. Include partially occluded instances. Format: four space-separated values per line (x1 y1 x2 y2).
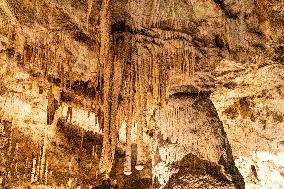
0 0 283 188
154 91 244 188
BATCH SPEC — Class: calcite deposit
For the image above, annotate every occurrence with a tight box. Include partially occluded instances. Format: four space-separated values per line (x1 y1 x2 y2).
0 0 283 188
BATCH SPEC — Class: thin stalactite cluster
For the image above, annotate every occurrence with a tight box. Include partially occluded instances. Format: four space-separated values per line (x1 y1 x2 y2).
6 24 214 178
1 0 216 180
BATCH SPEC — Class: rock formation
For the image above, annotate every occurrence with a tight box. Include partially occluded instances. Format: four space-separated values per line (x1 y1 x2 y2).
153 92 244 188
0 0 283 188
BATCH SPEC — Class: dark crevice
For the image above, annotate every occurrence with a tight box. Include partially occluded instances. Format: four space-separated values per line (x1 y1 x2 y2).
214 34 225 49
111 21 197 43
170 91 211 99
213 0 239 19
47 75 96 99
73 31 96 46
6 47 15 58
111 20 129 33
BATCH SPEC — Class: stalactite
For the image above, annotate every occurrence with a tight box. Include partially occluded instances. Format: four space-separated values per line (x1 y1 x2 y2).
14 143 19 178
135 57 147 170
124 77 134 175
92 145 95 157
60 59 65 90
99 0 113 177
185 48 190 79
47 85 59 125
152 51 159 103
159 51 167 108
44 46 48 77
23 44 27 67
123 45 136 174
24 158 28 180
68 157 72 175
80 129 84 149
40 45 44 70
39 127 46 184
36 150 41 182
191 46 195 76
109 49 125 168
6 122 13 186
31 157 36 183
66 106 72 122
34 47 41 71
33 45 37 70
44 160 48 185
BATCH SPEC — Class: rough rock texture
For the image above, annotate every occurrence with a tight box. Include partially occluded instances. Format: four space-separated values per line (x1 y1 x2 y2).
153 92 244 188
212 61 284 188
0 0 283 188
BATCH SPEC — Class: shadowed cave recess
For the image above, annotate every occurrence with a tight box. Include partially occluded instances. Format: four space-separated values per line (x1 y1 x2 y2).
0 0 284 188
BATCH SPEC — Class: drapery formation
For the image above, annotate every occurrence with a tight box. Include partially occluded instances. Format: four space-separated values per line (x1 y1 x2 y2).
1 0 215 179
16 26 213 177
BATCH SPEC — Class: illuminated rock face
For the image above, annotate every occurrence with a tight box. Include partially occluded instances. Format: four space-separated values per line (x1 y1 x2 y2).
153 92 244 188
0 0 283 188
212 63 284 189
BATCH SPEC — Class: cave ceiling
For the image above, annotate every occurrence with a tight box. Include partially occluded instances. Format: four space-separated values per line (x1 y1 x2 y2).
0 0 284 188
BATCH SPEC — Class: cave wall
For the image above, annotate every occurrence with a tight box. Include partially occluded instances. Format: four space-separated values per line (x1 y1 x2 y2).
0 0 283 188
